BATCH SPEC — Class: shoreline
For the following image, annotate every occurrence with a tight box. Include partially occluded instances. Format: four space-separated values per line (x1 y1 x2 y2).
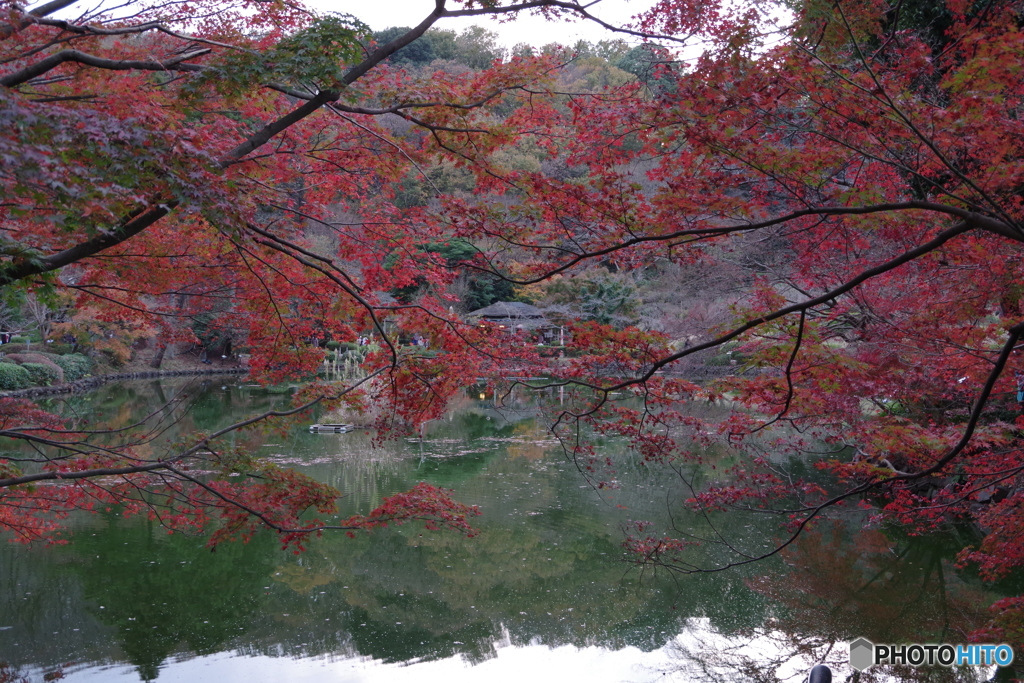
0 367 250 399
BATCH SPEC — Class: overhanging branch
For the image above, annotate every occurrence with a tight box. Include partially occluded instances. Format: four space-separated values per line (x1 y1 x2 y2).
0 48 210 88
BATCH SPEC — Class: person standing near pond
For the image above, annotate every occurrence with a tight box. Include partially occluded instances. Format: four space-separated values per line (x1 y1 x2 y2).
1016 371 1024 414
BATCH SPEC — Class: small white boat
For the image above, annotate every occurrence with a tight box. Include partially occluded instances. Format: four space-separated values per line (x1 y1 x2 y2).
309 423 354 433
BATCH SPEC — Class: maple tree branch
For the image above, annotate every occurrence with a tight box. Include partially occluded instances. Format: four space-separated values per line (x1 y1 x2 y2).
734 322 1024 527
227 0 667 166
0 368 384 489
0 0 78 38
224 0 446 164
27 0 79 17
888 320 1024 480
828 1 1020 233
550 219 975 420
0 200 177 287
320 90 514 115
0 460 175 487
0 48 209 88
0 10 457 287
159 462 353 534
439 0 694 45
750 310 806 434
244 223 400 362
0 0 675 290
19 14 257 54
324 108 443 197
484 200 1014 285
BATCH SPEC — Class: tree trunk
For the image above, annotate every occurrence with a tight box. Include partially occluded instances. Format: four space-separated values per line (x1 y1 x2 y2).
150 343 166 369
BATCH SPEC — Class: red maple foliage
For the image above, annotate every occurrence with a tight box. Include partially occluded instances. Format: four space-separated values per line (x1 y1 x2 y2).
3 0 1024 639
0 0 614 546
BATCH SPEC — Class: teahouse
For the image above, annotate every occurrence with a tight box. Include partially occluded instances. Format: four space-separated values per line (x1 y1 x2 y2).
466 302 563 344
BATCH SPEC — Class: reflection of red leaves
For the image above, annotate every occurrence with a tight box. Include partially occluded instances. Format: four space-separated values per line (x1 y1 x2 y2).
622 519 700 566
0 398 63 432
958 494 1024 581
973 597 1024 653
341 482 481 537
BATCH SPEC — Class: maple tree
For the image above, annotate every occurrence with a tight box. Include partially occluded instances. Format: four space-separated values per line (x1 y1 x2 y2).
0 0 661 545
2 0 1024 649
471 0 1024 648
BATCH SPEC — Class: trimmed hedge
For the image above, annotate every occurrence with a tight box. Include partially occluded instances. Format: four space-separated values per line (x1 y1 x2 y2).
22 362 60 386
3 353 64 383
53 354 93 382
0 362 31 390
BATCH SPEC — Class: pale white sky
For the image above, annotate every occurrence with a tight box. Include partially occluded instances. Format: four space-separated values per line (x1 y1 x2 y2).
317 0 659 48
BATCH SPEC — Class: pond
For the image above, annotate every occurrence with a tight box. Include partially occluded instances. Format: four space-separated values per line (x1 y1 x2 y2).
0 378 1009 682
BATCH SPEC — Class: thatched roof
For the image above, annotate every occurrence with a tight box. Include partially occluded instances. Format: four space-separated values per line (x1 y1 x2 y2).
467 301 553 329
468 301 546 319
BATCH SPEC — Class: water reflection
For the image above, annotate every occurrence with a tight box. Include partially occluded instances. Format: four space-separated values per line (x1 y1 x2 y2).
0 379 1013 682
663 526 1004 683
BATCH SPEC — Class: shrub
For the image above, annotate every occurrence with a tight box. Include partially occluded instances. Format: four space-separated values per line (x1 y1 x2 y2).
325 341 341 350
53 354 93 382
42 342 73 355
4 354 64 383
9 336 28 344
0 362 31 390
22 363 60 386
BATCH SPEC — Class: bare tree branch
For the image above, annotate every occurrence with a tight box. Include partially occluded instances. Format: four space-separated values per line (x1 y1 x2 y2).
0 47 209 87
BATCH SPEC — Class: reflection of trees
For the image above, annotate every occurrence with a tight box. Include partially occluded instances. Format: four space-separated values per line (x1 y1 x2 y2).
661 525 999 683
505 421 560 461
28 379 293 466
2 379 878 679
66 517 276 682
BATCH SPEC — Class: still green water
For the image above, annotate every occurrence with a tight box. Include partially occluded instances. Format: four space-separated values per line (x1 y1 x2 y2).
0 378 1003 682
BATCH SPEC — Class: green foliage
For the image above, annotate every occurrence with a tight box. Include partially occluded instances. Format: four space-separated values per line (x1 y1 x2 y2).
374 26 503 69
557 55 635 92
3 353 64 383
374 27 457 66
0 361 30 390
392 174 428 209
325 341 341 350
45 342 73 354
21 362 59 386
10 336 27 344
392 163 476 209
386 238 512 308
463 274 516 311
452 26 505 69
192 312 232 355
188 15 369 99
543 273 641 329
614 44 678 94
53 353 94 382
424 239 477 263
